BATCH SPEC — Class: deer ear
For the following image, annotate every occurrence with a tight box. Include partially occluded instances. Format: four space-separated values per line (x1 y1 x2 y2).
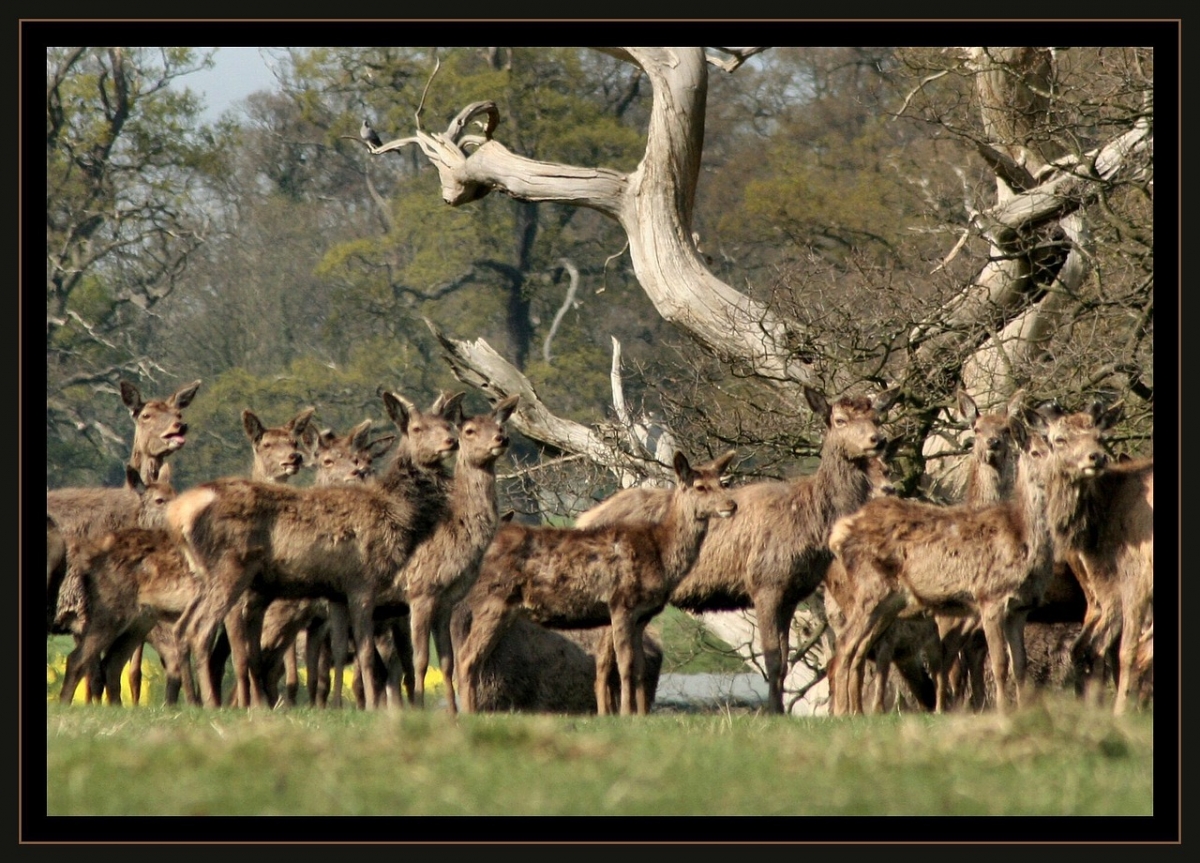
368 434 397 460
171 380 202 409
124 464 145 494
494 394 520 424
872 387 901 415
120 380 145 416
956 389 979 425
803 386 830 421
382 392 411 433
290 407 317 435
242 409 266 443
349 419 373 449
1004 388 1026 418
672 451 693 482
156 463 172 486
1091 399 1123 431
709 449 737 476
432 391 466 418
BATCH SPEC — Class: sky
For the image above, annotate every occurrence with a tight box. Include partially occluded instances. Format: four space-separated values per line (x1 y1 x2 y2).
186 47 280 121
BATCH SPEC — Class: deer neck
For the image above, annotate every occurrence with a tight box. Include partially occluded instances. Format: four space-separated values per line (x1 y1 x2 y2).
451 459 500 544
1012 459 1056 573
809 446 874 517
129 449 163 484
964 459 1010 507
653 494 711 589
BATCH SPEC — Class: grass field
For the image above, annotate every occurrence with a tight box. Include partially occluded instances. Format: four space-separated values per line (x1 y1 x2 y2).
36 619 1172 842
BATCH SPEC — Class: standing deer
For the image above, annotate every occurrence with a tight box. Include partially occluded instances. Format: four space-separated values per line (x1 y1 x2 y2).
455 449 737 716
576 386 898 714
930 388 1026 712
54 465 180 704
822 454 940 715
373 394 519 714
827 403 1111 716
1048 401 1153 715
47 379 201 643
166 391 461 709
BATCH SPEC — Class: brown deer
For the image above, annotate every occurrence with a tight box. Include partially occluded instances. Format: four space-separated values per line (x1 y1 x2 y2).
828 403 1111 716
373 394 519 714
472 619 663 714
931 388 1027 712
255 419 400 708
576 386 898 714
53 465 180 704
46 379 201 641
1049 401 1153 715
823 454 940 715
455 449 737 716
166 391 462 709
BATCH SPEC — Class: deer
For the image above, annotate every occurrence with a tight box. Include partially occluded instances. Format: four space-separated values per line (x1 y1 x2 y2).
827 402 1112 716
929 388 1027 712
454 449 738 716
63 405 316 707
822 454 941 715
46 379 201 644
1047 401 1153 715
54 464 181 704
370 394 519 714
472 619 664 714
165 391 462 709
575 385 899 714
258 419 403 709
47 516 67 632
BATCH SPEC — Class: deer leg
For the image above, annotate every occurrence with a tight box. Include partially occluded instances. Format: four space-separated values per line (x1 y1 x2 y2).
753 595 792 715
432 610 457 715
610 611 639 716
407 595 437 710
980 606 1011 713
346 596 378 710
281 641 299 707
327 602 349 709
455 603 507 715
871 633 895 715
1004 605 1031 708
594 634 617 716
394 616 416 705
304 617 328 707
1114 603 1148 716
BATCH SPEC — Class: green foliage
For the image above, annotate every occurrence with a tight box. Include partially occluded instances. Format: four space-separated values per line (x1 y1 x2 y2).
43 696 1155 818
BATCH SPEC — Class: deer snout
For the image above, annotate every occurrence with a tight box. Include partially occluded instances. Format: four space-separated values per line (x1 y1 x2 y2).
491 433 510 455
1083 450 1109 474
716 499 737 518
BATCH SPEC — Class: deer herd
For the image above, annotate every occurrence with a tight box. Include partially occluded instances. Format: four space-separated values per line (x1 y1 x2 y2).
44 376 1155 718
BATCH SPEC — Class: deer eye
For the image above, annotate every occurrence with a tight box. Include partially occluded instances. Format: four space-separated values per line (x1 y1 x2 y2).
834 418 847 427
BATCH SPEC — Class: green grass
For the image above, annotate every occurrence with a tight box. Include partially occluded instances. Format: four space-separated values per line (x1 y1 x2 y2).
42 693 1154 819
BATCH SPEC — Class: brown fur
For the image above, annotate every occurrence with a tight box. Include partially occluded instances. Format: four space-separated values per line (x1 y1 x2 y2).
167 391 462 709
576 386 898 714
46 516 67 632
828 406 1110 716
455 450 737 716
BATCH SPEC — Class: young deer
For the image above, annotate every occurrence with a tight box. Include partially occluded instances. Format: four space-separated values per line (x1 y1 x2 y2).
1049 402 1153 715
828 403 1111 715
251 419 401 709
54 465 180 704
931 389 1026 712
823 454 941 715
374 394 519 714
455 450 737 716
576 386 898 714
166 391 461 709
